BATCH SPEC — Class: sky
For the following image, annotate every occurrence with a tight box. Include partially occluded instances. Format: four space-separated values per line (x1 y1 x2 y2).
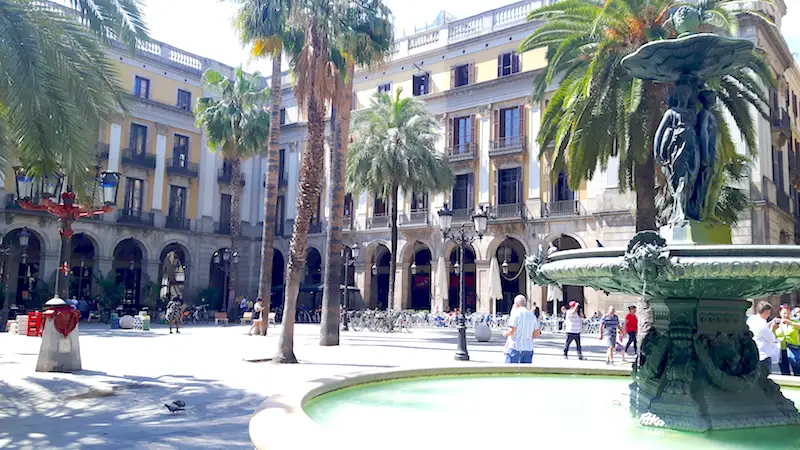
137 0 800 73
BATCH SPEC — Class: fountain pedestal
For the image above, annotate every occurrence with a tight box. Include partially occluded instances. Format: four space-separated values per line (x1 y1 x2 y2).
631 297 798 431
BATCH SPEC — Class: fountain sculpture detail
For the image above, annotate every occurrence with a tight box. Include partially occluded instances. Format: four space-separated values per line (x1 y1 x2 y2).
527 6 800 432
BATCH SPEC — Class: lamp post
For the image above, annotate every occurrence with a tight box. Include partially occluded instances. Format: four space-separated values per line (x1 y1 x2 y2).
341 243 359 331
214 249 239 311
438 204 488 361
0 228 30 332
14 167 120 299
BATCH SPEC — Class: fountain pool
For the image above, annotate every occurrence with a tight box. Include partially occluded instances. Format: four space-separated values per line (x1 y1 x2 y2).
305 374 800 450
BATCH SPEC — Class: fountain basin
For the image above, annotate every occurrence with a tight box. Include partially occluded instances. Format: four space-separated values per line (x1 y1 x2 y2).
249 365 800 450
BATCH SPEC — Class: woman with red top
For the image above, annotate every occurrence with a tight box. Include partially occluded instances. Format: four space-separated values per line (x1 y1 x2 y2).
624 305 638 355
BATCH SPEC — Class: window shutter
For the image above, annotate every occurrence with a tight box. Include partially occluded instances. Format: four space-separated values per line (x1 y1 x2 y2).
468 173 474 210
450 65 456 89
495 169 500 205
497 55 503 77
470 115 476 146
512 53 520 74
468 62 475 85
518 106 526 145
493 109 500 142
516 167 523 205
425 73 430 94
445 115 453 152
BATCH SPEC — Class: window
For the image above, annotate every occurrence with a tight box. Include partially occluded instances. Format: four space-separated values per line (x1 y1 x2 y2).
498 106 522 146
220 194 232 229
497 52 520 77
344 193 353 217
451 173 474 211
280 108 287 125
452 116 473 153
276 196 285 235
377 82 392 94
410 192 428 211
374 196 387 215
130 124 148 155
173 134 189 167
177 89 192 111
123 178 144 214
278 148 287 182
134 76 150 99
412 73 430 96
552 172 574 202
497 168 522 205
311 195 321 224
773 147 785 192
793 93 798 119
168 186 187 219
453 64 470 87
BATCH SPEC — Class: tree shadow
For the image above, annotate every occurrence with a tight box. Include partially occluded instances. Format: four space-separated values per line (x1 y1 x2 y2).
0 370 260 449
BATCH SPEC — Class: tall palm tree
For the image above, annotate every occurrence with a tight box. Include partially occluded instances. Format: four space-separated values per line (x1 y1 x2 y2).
346 89 454 313
520 0 772 232
195 68 270 313
235 0 295 324
0 0 148 331
520 0 772 356
272 0 392 362
319 0 393 346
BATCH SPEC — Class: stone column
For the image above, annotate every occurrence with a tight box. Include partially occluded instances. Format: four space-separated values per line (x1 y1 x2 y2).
478 105 491 205
398 262 410 309
199 136 216 232
476 259 491 313
152 123 168 228
286 142 300 220
528 106 541 200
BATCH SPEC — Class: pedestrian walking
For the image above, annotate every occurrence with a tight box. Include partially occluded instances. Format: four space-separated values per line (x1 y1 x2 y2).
774 304 800 376
599 305 622 365
503 295 540 364
624 305 638 356
533 302 541 320
747 301 780 374
563 300 583 360
166 297 183 334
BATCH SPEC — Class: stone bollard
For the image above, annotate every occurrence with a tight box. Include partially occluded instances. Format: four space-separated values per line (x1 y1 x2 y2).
36 296 82 373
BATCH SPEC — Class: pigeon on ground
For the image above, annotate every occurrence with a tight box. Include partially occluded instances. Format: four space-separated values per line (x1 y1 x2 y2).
164 403 185 413
172 400 186 408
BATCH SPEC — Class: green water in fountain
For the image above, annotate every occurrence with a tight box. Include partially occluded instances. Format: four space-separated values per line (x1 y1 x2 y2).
304 375 800 450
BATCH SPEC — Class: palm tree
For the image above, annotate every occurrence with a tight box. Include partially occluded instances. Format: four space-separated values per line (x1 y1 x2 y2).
520 0 772 357
0 0 148 331
272 0 392 362
520 0 771 232
319 1 393 346
195 68 270 313
235 0 295 324
346 89 454 313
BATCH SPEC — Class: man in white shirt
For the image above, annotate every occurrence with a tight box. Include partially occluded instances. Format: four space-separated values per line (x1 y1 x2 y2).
563 300 584 360
503 295 539 363
747 301 780 373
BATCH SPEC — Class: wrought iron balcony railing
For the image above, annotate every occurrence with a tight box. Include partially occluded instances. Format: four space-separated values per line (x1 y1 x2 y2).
121 148 157 169
367 213 390 229
447 143 477 162
166 158 199 177
401 209 429 225
489 135 526 156
488 203 526 220
215 221 232 235
217 167 246 185
96 143 110 160
165 216 191 230
541 200 581 218
117 209 155 226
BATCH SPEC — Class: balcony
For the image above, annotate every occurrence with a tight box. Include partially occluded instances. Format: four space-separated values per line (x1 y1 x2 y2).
214 222 232 235
367 213 390 229
447 143 477 162
777 189 791 214
96 142 110 160
165 216 191 231
218 167 246 185
309 221 324 234
343 214 353 231
452 208 473 223
117 210 155 226
541 200 581 218
772 107 791 146
166 158 199 178
489 203 526 220
121 148 157 170
489 136 526 156
279 171 289 187
401 209 429 225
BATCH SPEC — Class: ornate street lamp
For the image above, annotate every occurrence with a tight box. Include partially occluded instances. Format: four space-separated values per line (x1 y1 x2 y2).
438 204 488 361
13 167 119 298
410 262 418 275
341 243 359 331
371 263 378 276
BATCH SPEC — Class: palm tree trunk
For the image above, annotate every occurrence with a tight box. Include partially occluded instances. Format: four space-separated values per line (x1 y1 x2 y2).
229 157 243 313
387 184 399 310
256 50 284 323
320 66 354 346
274 94 326 364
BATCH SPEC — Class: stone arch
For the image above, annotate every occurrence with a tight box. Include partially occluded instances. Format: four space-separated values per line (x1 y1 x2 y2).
159 242 191 302
493 237 527 314
546 233 585 250
399 237 436 265
69 227 104 258
403 241 432 310
363 239 392 264
2 227 46 309
111 235 151 263
270 249 285 310
2 226 49 256
69 233 98 301
364 243 391 309
112 238 147 308
447 243 477 312
545 234 584 314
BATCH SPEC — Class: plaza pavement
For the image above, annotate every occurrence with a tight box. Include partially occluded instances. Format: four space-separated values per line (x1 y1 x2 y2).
0 322 630 449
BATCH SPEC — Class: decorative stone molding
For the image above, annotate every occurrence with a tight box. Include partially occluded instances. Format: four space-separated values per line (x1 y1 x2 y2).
156 122 170 135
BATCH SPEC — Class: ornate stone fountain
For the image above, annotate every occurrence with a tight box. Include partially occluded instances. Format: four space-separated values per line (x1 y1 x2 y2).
527 7 800 432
